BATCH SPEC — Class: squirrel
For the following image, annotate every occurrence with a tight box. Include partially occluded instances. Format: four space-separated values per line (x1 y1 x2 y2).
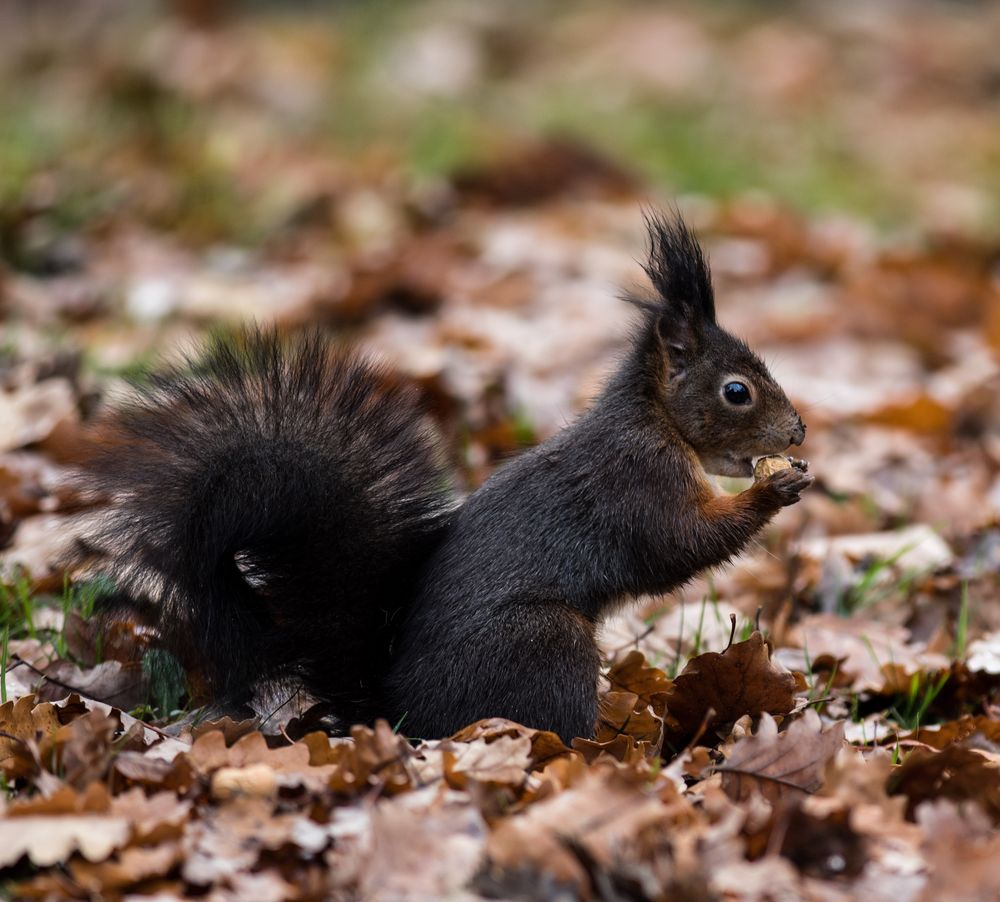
84 212 812 742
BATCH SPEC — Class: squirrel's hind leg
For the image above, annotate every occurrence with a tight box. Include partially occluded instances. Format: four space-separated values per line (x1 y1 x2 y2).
389 602 601 743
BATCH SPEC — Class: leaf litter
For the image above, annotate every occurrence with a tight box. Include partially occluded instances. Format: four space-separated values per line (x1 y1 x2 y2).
3 1 1000 899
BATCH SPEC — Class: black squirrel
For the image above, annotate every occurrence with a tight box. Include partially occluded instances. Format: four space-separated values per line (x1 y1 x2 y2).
86 213 811 741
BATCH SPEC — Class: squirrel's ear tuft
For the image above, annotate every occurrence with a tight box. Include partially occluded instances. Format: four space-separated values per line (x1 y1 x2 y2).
641 209 716 327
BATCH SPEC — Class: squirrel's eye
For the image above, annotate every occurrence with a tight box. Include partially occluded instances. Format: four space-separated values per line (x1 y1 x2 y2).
723 381 751 405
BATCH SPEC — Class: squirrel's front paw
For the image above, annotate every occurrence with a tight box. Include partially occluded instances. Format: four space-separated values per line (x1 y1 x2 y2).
760 467 814 507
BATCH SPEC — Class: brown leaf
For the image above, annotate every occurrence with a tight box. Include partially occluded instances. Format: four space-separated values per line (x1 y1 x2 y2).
864 392 954 435
887 744 1000 823
69 842 183 895
186 728 308 773
903 715 1000 750
190 715 259 745
184 729 339 794
719 711 845 804
6 781 110 816
35 659 146 710
0 815 130 868
594 688 662 745
451 137 636 206
917 800 1000 901
108 787 190 844
0 695 60 779
605 650 672 708
0 377 79 454
662 631 798 750
210 763 278 800
112 750 194 794
361 794 487 899
484 769 679 896
443 734 532 791
44 709 122 789
300 719 415 796
449 717 572 769
572 733 650 765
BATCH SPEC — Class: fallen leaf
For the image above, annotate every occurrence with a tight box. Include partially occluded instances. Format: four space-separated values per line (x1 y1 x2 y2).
662 631 798 750
0 378 79 453
719 710 845 804
0 815 129 868
595 689 661 744
917 800 1000 901
361 790 487 899
903 715 1000 750
484 769 682 896
0 695 60 779
605 650 672 708
443 734 532 790
69 842 183 895
887 744 1000 823
36 659 146 710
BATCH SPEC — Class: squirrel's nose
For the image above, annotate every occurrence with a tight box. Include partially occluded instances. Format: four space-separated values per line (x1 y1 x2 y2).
790 416 806 447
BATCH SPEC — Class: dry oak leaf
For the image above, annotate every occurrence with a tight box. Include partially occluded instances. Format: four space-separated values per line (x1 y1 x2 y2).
450 717 571 769
719 710 846 805
0 778 128 868
443 733 533 790
182 796 329 888
42 708 138 789
186 729 336 794
211 762 278 800
187 728 308 772
35 659 146 710
605 650 672 711
662 630 797 750
0 815 130 868
887 744 1000 824
572 732 651 766
0 694 60 779
917 800 1000 901
595 689 661 744
360 790 488 900
190 715 259 745
302 720 415 796
69 842 184 895
484 769 678 895
814 747 906 828
112 749 195 795
0 377 79 454
902 715 1000 750
109 787 191 844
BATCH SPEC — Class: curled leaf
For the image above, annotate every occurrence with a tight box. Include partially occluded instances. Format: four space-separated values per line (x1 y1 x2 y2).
662 631 798 750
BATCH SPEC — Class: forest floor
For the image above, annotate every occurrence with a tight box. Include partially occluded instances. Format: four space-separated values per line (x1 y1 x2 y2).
2 1 1000 899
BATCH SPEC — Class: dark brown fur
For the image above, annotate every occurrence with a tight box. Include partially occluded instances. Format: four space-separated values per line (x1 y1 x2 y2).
86 212 812 741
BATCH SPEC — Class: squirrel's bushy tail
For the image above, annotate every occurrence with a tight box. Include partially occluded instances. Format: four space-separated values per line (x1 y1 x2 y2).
86 328 454 721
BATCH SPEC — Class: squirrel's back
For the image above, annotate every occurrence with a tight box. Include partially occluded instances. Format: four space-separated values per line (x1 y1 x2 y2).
87 328 454 722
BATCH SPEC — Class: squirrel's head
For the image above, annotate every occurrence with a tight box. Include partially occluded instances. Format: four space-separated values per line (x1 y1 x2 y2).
638 211 805 478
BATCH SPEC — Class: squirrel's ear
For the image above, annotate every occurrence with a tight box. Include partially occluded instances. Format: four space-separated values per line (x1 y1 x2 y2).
655 307 701 380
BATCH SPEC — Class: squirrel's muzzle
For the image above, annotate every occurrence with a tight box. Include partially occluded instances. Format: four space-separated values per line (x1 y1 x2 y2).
789 416 806 447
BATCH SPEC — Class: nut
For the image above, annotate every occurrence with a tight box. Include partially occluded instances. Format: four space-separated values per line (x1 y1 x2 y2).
753 455 793 481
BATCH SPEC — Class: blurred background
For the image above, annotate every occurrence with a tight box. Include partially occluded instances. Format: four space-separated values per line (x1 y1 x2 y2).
2 0 1000 685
